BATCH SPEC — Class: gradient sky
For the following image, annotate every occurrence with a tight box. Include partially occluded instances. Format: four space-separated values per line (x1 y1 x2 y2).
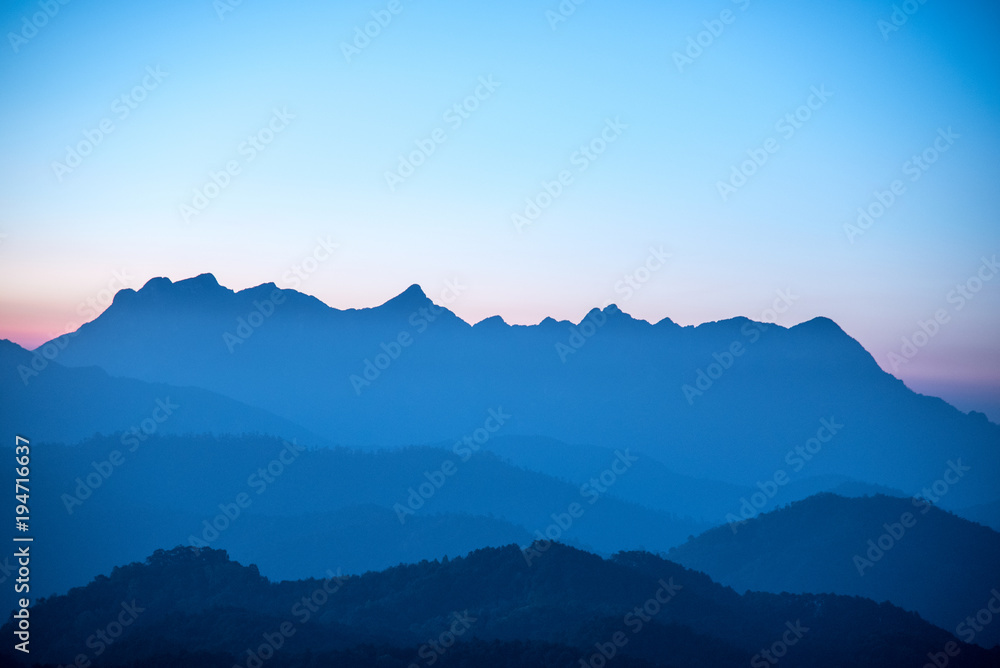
1 0 998 418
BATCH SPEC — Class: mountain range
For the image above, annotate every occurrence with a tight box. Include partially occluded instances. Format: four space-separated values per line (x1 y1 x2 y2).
24 273 1000 511
3 272 998 664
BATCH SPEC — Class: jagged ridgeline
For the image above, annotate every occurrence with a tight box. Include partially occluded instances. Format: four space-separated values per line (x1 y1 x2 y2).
7 274 1000 509
2 275 998 666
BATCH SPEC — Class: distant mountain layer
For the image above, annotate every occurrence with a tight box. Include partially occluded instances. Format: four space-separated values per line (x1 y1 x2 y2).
1 331 909 526
0 339 322 445
4 544 998 668
668 493 1000 648
36 273 1000 508
482 434 909 523
4 434 704 606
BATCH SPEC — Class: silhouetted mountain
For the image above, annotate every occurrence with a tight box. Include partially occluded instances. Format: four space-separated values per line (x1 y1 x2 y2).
668 493 1000 647
35 274 1000 509
10 274 999 665
4 544 997 668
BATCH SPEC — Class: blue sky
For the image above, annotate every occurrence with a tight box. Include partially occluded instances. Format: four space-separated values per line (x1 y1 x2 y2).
1 0 998 417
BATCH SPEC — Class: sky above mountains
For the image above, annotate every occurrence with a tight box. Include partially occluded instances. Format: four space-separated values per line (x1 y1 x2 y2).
0 0 998 417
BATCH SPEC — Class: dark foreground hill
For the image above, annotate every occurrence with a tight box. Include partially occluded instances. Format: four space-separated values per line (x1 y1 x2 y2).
668 493 1000 647
4 544 998 668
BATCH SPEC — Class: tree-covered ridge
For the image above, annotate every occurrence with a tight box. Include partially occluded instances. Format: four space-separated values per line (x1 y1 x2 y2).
5 543 998 668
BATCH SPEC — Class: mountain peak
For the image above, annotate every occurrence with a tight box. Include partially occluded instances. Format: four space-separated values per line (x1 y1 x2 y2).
796 316 845 333
379 284 430 310
179 273 222 289
137 273 224 294
399 283 426 299
139 276 173 291
473 315 509 329
598 303 642 325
